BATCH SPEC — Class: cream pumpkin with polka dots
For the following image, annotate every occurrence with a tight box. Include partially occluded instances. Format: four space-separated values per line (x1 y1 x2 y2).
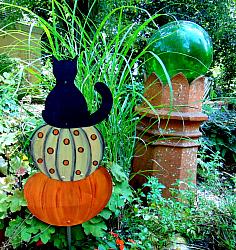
30 124 104 181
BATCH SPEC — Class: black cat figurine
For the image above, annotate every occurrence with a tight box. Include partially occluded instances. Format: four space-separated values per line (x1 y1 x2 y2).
42 56 113 128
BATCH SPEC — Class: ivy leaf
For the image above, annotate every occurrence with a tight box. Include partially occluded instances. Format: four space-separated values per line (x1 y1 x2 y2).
5 216 24 249
5 216 23 237
27 226 39 235
82 220 107 237
111 163 128 182
99 208 112 220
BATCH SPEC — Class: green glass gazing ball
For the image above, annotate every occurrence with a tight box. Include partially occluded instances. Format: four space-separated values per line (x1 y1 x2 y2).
146 20 213 83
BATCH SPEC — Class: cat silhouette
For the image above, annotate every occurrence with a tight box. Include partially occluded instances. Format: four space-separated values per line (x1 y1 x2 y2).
42 56 113 128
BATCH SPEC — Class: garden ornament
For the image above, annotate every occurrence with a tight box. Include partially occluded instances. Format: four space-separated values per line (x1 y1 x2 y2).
24 56 113 227
145 20 213 83
131 20 211 197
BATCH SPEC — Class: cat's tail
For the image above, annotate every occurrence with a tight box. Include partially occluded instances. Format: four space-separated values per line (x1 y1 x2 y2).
85 82 113 126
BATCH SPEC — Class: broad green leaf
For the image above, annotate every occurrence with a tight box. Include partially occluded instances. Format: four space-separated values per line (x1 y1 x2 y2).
111 163 128 182
21 229 31 242
7 189 27 213
89 217 103 224
99 208 112 219
115 181 133 201
82 220 107 238
40 231 52 244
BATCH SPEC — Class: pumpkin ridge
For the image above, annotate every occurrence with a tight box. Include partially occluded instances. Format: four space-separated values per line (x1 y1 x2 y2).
84 177 95 222
24 167 112 226
80 128 92 177
69 128 76 181
92 167 106 217
94 126 105 161
30 124 48 177
55 128 63 181
41 175 49 214
43 126 54 178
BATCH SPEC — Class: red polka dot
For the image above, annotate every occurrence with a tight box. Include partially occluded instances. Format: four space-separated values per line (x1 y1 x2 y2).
37 158 43 164
93 161 98 166
37 132 44 138
49 168 55 174
47 147 54 154
53 129 59 135
73 130 79 136
63 138 70 145
90 134 97 140
63 160 69 166
75 170 81 175
78 147 84 153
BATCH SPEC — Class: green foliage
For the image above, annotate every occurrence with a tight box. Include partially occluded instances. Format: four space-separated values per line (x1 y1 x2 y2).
0 1 235 249
97 0 236 96
0 0 52 27
201 103 236 168
120 174 236 249
0 53 14 74
4 215 56 249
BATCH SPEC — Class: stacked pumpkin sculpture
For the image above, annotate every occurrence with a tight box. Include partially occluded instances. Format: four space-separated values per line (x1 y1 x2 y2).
24 57 113 226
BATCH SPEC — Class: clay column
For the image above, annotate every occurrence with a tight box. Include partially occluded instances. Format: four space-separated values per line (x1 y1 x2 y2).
131 72 208 197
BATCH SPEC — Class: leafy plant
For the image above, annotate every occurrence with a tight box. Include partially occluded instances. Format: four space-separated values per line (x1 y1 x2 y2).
201 103 236 170
0 1 154 247
97 0 236 97
119 173 236 250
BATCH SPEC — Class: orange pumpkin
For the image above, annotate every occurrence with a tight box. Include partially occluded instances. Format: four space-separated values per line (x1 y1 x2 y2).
24 167 112 226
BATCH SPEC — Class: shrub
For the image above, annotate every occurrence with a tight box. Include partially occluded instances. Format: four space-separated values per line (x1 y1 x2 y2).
201 103 236 172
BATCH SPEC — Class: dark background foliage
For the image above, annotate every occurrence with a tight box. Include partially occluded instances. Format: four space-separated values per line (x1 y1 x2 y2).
1 0 235 96
96 0 236 97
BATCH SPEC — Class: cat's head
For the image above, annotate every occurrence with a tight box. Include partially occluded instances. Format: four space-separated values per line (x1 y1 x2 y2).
52 56 78 83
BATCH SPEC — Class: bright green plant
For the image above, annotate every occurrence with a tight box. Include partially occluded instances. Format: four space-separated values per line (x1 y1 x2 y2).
119 173 236 250
97 0 236 97
0 1 167 248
